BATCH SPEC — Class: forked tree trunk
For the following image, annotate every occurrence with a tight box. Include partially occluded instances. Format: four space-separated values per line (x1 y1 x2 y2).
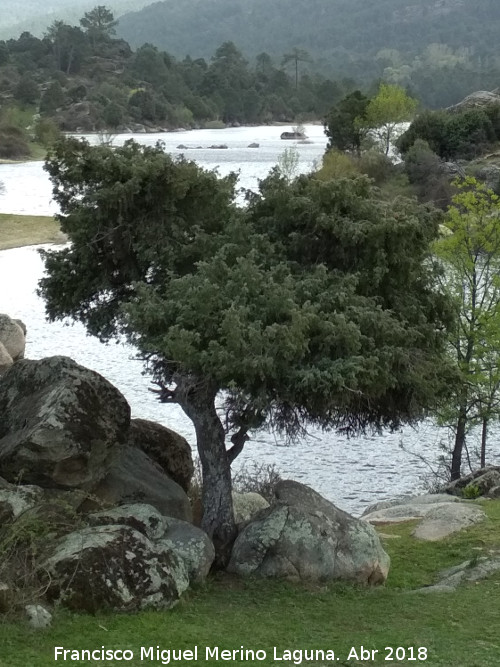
181 383 237 569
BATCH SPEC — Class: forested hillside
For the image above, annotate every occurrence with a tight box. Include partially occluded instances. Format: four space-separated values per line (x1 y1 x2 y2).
0 0 151 40
0 7 351 159
117 0 500 108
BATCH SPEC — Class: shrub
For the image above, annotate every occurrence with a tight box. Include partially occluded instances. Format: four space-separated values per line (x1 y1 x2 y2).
203 119 226 129
404 139 453 208
14 75 38 106
315 149 359 180
398 108 497 161
397 110 449 157
0 498 83 617
356 149 395 184
33 117 61 147
461 483 481 499
188 459 282 508
39 81 65 114
67 84 87 104
232 462 282 503
0 125 30 159
101 102 124 128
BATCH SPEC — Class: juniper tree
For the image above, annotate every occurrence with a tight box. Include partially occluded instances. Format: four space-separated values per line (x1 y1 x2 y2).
40 137 453 565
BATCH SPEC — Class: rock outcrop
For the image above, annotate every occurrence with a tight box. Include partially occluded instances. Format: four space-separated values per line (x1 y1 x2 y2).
44 524 189 612
0 357 130 489
43 502 213 612
229 480 389 584
362 493 485 541
412 502 484 541
87 445 192 522
415 557 500 593
280 131 306 140
127 418 193 491
232 491 269 524
0 354 205 614
0 314 26 376
446 90 500 113
0 477 44 523
439 466 500 499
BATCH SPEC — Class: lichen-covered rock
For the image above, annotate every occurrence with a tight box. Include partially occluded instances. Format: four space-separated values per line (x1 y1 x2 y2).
0 314 26 363
415 557 500 593
0 357 130 489
232 491 269 524
447 90 500 113
228 480 389 584
362 492 485 540
88 503 167 541
0 342 13 376
87 446 192 522
412 502 485 541
24 604 52 629
440 466 500 497
44 524 189 612
362 495 463 524
157 517 215 583
362 493 461 517
127 418 194 491
0 477 43 524
473 164 500 193
88 503 214 584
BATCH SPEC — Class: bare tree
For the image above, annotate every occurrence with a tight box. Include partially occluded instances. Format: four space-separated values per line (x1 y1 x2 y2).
281 48 311 89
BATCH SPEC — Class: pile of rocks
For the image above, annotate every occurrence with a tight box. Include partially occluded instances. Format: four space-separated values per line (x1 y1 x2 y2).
0 351 391 619
0 355 211 614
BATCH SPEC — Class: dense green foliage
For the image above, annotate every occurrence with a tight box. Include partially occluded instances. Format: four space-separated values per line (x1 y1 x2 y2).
324 91 370 156
39 136 454 559
398 106 500 160
0 0 151 40
364 84 418 155
433 178 500 478
116 0 500 108
0 11 350 131
324 85 418 157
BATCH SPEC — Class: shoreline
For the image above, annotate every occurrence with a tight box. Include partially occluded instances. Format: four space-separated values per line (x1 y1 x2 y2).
0 121 324 165
0 213 65 251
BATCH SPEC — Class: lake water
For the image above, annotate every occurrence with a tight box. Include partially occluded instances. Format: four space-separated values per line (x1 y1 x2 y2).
0 125 490 515
0 125 328 216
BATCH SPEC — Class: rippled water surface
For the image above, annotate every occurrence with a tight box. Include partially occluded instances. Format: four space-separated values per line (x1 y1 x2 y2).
0 125 328 215
0 125 490 515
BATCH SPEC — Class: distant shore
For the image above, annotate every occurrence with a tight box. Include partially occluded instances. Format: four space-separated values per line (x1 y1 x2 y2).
0 213 65 251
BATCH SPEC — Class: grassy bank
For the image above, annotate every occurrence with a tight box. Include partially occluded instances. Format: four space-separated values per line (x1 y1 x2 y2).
0 500 499 666
0 213 64 250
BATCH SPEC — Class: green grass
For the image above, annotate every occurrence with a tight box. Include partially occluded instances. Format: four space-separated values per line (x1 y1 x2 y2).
0 143 48 164
1 500 499 666
27 141 49 161
0 213 64 250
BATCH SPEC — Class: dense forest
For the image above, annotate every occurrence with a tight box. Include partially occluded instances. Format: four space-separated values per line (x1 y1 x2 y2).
0 0 151 40
117 0 500 108
0 7 354 159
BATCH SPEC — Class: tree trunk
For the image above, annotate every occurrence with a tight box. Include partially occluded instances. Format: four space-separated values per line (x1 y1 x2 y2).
481 416 487 468
451 405 467 481
181 383 236 569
